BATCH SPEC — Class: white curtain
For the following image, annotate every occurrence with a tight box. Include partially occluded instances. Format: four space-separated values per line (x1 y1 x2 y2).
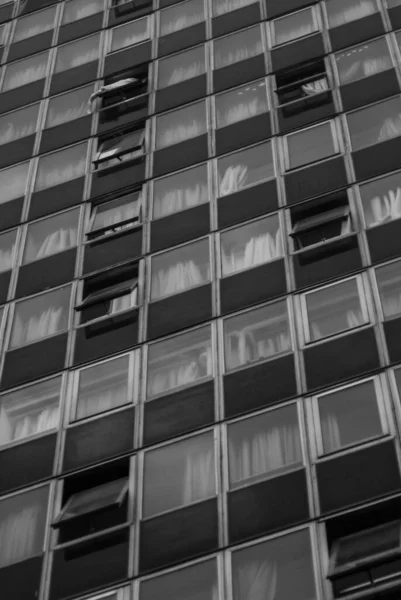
226 329 291 370
148 346 213 397
214 0 256 17
321 412 341 452
0 118 36 145
35 154 86 190
12 307 63 347
110 288 137 313
339 56 390 84
157 120 204 149
215 40 263 69
183 449 215 504
25 228 77 262
56 39 99 72
63 0 104 24
161 10 203 36
77 378 127 420
0 244 15 272
3 61 47 91
310 309 364 340
235 560 277 600
152 260 209 299
329 0 376 27
381 292 401 318
276 22 315 46
302 78 328 95
46 97 89 128
222 230 283 275
219 165 248 196
12 406 59 442
218 98 263 128
368 187 401 226
0 504 42 568
378 114 401 143
93 201 139 231
154 182 208 219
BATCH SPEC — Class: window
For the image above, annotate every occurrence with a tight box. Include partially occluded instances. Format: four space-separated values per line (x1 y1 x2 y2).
88 190 142 239
150 239 211 301
272 7 319 46
0 162 30 204
285 121 338 170
140 560 218 600
388 0 401 6
54 34 100 74
325 0 378 27
62 0 104 25
110 17 149 53
157 45 205 89
147 325 213 399
375 259 401 319
0 103 40 145
227 404 303 489
215 80 268 129
72 354 132 421
0 376 61 446
302 277 368 343
224 300 291 372
336 38 393 86
143 431 215 517
220 214 282 277
12 6 56 42
212 0 256 17
45 85 94 129
159 0 204 37
0 486 49 568
217 141 274 197
2 52 49 91
0 228 17 273
94 127 145 170
346 97 401 151
213 26 263 70
18 0 57 15
359 171 401 227
152 163 209 220
34 142 88 191
0 24 6 46
155 101 207 150
10 285 72 348
22 208 80 264
275 60 328 107
232 529 317 600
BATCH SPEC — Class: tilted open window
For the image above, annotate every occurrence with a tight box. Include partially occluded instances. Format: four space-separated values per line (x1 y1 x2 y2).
93 126 145 170
89 65 148 113
276 59 329 115
88 189 142 240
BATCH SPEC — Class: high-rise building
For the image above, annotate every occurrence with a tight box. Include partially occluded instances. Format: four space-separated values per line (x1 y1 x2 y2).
1 0 401 599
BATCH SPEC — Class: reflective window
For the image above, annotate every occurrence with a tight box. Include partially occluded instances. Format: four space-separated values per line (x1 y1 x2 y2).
217 141 274 197
376 260 401 319
285 121 337 169
326 0 378 27
2 52 49 91
54 34 100 73
45 85 94 128
359 171 401 227
0 229 17 273
273 7 318 46
336 38 392 85
34 142 88 191
23 208 80 264
215 80 268 129
13 6 56 42
212 0 256 17
155 101 207 150
157 45 205 89
346 96 401 151
140 560 218 600
0 162 30 204
153 164 208 220
214 26 263 70
159 0 204 37
62 0 104 24
110 17 149 53
0 103 40 146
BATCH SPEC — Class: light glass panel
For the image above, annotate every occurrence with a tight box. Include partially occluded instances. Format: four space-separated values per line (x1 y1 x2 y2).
360 171 401 228
336 38 392 85
213 0 256 17
62 0 104 24
213 26 263 70
140 560 218 600
151 239 211 300
13 6 56 42
286 122 336 169
159 0 204 36
273 7 317 46
0 162 30 204
147 326 213 399
326 0 378 27
388 0 401 6
347 96 401 151
34 142 88 191
91 191 141 234
110 17 149 52
224 301 291 371
153 163 208 220
155 101 207 149
0 103 39 146
0 376 61 446
54 34 100 73
2 52 49 91
157 45 205 89
143 431 215 517
45 85 94 128
0 229 17 273
217 141 274 197
0 25 6 46
376 260 401 319
215 80 268 128
23 208 79 264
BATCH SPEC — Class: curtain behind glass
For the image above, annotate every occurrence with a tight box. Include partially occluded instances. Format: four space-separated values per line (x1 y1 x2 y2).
91 192 141 233
218 142 274 197
153 164 208 220
23 208 79 263
45 85 94 128
216 81 268 129
159 0 204 36
360 172 401 227
213 26 263 70
110 17 149 52
336 38 392 85
62 0 104 24
273 8 316 46
0 103 39 146
34 143 87 191
2 52 49 91
213 0 256 17
13 6 56 42
347 97 401 151
0 162 30 204
326 0 377 27
376 260 401 319
54 34 100 73
156 101 207 149
0 229 17 273
157 46 205 89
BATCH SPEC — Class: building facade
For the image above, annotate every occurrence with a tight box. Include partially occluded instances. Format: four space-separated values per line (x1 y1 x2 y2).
0 0 401 599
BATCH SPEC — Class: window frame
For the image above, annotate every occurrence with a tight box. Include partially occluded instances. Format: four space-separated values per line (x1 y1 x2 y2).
107 14 151 54
271 5 320 47
213 78 269 130
274 58 329 108
44 83 95 130
155 43 207 90
212 23 264 71
357 171 401 230
87 188 143 240
283 119 341 171
11 4 57 43
93 125 146 170
157 0 206 38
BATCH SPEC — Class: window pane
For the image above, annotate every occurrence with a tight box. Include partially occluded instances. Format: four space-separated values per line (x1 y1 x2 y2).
13 6 56 42
326 0 377 27
224 301 291 371
286 122 336 169
95 127 144 170
336 38 392 85
23 208 79 264
151 239 211 300
75 354 130 420
159 0 204 36
273 8 317 46
388 0 401 6
0 162 30 204
143 431 215 517
0 103 39 145
3 52 49 91
54 34 100 73
218 142 274 197
376 260 401 319
45 85 94 128
232 529 316 600
10 285 71 348
140 560 218 600
0 486 49 568
228 405 302 488
153 164 208 220
147 326 212 399
155 101 207 149
221 215 282 276
212 0 256 17
0 376 61 446
34 142 87 191
91 191 141 234
305 278 366 342
347 96 401 151
110 17 149 52
215 80 268 128
214 26 263 69
317 380 382 453
395 367 401 398
62 0 104 24
359 171 401 227
0 229 17 272
157 46 205 89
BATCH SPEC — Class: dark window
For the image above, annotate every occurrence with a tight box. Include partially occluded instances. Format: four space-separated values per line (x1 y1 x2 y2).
276 60 328 107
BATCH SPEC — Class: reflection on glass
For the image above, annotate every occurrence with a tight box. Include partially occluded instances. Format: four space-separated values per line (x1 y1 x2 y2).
140 560 218 600
347 97 401 151
214 26 263 69
273 7 317 46
110 17 149 52
159 0 204 36
336 38 392 85
286 122 336 169
153 164 208 220
62 0 104 24
0 162 29 204
213 0 256 17
216 80 268 128
326 0 377 27
45 85 94 128
0 103 39 145
156 101 207 149
0 229 17 272
23 209 79 264
2 52 49 91
218 142 274 197
360 171 401 227
13 6 56 42
54 34 100 73
376 260 401 319
157 46 205 89
34 143 87 191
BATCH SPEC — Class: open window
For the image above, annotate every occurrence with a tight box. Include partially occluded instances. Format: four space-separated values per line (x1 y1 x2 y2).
275 59 329 115
88 189 142 240
112 0 149 17
90 64 148 114
93 125 145 170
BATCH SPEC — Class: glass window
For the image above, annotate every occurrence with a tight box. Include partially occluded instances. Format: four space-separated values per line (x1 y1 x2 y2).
0 103 40 146
89 190 142 238
110 17 149 53
153 163 208 220
376 260 401 319
94 127 145 170
388 0 401 6
157 45 205 89
291 201 351 250
224 300 291 372
221 215 282 276
336 38 392 86
218 141 274 197
0 24 6 46
228 404 302 489
155 101 207 150
0 229 17 273
303 277 368 342
45 85 94 129
10 285 71 348
2 52 49 91
159 0 204 37
359 171 401 228
285 121 337 170
34 142 88 191
315 379 383 454
213 26 263 70
215 80 268 129
326 0 378 27
273 7 318 46
13 6 56 42
346 97 401 151
23 208 79 264
140 560 218 600
151 239 211 301
143 431 215 517
395 366 401 397
0 486 49 568
212 0 256 17
54 34 100 73
73 354 131 421
147 325 213 399
0 376 61 446
62 0 104 24
0 162 30 204
276 60 328 105
231 529 316 600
